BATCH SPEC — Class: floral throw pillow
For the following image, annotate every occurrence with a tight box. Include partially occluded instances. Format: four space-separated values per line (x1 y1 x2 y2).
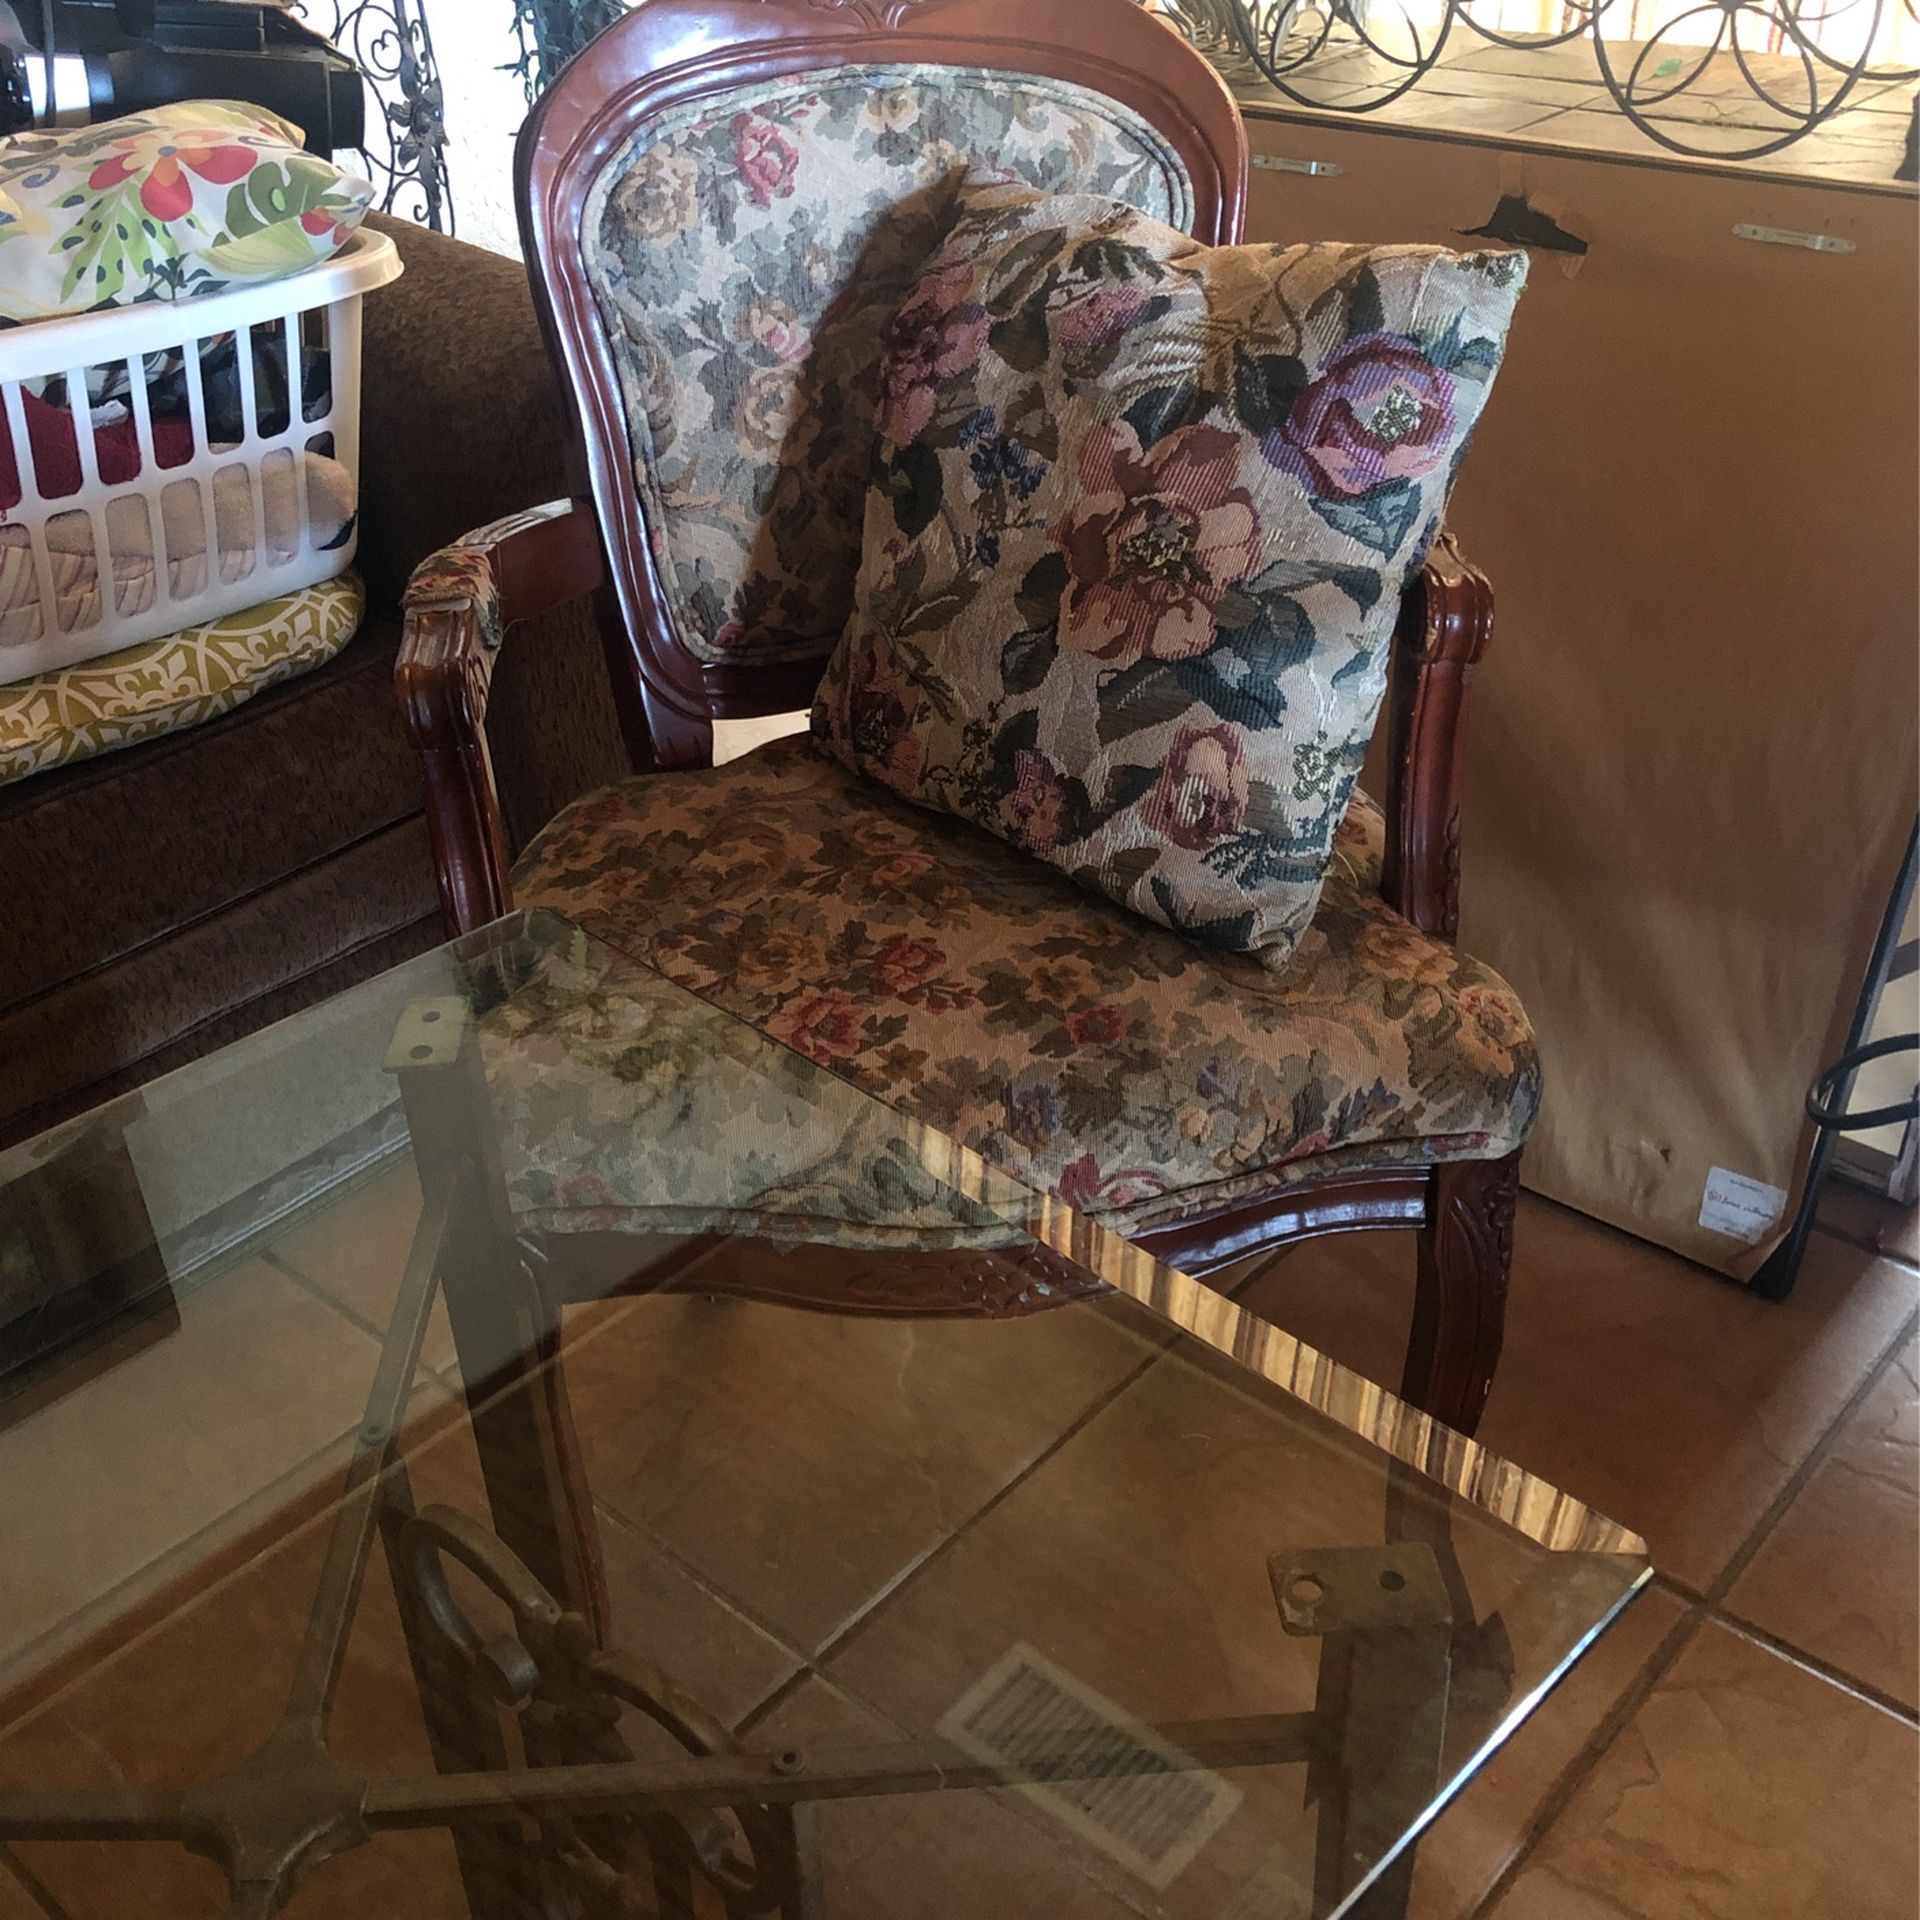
812 175 1527 968
0 101 373 325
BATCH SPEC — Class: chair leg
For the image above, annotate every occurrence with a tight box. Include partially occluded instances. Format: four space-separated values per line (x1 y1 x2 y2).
1401 1153 1520 1437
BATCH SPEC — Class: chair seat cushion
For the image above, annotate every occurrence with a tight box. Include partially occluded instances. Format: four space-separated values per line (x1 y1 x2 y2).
509 735 1537 1237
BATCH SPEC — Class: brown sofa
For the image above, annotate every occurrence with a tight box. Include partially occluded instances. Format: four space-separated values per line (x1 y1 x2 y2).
0 215 630 1150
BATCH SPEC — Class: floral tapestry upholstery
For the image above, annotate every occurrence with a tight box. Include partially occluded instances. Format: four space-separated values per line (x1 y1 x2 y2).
480 921 1041 1252
814 175 1527 969
579 66 1193 669
509 736 1538 1240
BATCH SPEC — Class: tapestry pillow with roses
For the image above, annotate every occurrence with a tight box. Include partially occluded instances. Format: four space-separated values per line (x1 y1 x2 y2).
0 101 373 325
813 174 1526 970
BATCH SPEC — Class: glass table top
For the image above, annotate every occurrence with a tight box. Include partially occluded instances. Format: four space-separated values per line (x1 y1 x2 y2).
0 910 1648 1920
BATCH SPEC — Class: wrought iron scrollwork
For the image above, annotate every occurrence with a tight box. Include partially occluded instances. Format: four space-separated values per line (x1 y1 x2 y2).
509 0 631 103
296 0 453 231
401 1504 818 1916
1148 0 1916 162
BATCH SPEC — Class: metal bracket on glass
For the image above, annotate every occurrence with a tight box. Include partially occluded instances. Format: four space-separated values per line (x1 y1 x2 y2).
1274 1544 1454 1920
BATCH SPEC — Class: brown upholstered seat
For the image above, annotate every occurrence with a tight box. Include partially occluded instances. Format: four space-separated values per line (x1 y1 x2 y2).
507 737 1537 1240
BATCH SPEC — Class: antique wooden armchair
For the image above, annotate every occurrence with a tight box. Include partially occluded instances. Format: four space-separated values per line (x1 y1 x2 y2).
394 0 1536 1436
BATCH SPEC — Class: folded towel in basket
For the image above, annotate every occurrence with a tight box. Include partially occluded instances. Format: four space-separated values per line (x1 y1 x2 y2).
0 451 356 653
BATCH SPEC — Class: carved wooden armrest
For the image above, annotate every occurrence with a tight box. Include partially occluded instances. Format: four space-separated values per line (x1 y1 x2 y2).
396 499 606 936
1377 529 1496 943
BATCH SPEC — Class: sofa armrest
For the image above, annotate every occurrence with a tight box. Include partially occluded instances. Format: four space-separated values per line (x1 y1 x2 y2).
396 501 606 936
1378 530 1496 942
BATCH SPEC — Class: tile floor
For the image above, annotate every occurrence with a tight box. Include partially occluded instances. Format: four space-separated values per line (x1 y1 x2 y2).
0 1162 1914 1918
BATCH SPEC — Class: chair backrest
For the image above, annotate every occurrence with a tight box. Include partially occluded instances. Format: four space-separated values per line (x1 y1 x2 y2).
516 0 1248 768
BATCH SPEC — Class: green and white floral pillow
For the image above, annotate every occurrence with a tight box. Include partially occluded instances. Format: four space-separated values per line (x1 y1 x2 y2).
813 175 1526 969
0 101 373 324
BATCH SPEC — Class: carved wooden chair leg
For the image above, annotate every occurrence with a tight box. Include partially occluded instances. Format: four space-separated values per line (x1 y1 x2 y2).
1401 1153 1521 1437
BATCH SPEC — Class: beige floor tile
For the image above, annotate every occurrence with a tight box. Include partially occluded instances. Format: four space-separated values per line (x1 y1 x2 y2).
264 1157 462 1377
1405 1581 1692 1919
1443 38 1618 84
1234 1199 1919 1591
0 1834 227 1919
0 1855 52 1919
284 1832 472 1919
748 1675 1162 1918
821 1343 1645 1918
0 1398 496 1918
0 1259 384 1682
1818 1174 1920 1267
1725 1329 1919 1711
561 1291 1156 1654
1491 1618 1920 1920
594 1504 803 1727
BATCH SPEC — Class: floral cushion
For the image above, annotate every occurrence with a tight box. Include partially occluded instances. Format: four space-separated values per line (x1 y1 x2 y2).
813 176 1526 971
580 66 1192 668
0 102 373 324
510 736 1538 1240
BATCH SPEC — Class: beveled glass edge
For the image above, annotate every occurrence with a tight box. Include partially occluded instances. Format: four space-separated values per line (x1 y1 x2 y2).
892 1116 1652 1562
501 908 1648 1562
160 905 1638 1566
1327 1557 1657 1919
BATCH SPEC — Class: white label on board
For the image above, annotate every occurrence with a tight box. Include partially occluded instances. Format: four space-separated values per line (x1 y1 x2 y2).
1699 1166 1789 1243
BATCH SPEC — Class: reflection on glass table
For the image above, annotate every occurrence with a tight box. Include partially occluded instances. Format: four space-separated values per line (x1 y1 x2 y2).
0 910 1649 1920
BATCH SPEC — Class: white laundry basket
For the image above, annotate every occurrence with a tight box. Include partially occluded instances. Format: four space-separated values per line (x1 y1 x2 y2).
0 228 402 679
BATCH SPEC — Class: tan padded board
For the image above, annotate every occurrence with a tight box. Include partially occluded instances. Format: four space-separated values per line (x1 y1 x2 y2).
1245 110 1918 1277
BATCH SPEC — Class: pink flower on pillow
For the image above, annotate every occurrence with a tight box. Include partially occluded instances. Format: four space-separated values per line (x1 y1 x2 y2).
843 647 922 787
1004 748 1072 854
731 112 799 209
1051 281 1154 354
876 264 991 446
1054 422 1261 667
1265 334 1456 500
1143 723 1250 850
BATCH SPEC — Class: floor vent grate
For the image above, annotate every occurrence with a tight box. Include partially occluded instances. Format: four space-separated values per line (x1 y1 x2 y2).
938 1641 1243 1891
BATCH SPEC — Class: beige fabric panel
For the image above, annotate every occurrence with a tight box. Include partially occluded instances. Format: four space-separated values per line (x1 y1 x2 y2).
1244 112 1919 1278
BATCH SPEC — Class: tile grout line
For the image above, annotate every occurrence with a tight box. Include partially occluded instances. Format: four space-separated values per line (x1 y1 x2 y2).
1474 1301 1920 1917
1807 1213 1920 1276
798 1336 1176 1679
584 1331 1179 1740
587 1495 819 1709
1707 1608 1920 1728
1474 1600 1712 1920
0 1843 74 1920
1693 1303 1919 1609
727 1339 1178 1738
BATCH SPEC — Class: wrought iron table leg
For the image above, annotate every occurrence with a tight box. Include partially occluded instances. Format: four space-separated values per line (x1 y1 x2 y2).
389 995 609 1640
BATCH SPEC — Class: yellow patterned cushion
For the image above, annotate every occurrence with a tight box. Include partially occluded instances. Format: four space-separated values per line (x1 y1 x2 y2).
0 572 364 785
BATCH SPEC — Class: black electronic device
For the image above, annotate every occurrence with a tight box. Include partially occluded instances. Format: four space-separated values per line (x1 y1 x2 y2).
0 0 364 153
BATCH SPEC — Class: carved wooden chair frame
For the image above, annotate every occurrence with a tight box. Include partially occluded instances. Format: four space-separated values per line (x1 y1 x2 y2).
394 0 1522 1436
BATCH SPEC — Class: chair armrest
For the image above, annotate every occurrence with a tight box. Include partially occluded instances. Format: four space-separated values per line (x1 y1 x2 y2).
396 500 606 936
1377 529 1496 942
